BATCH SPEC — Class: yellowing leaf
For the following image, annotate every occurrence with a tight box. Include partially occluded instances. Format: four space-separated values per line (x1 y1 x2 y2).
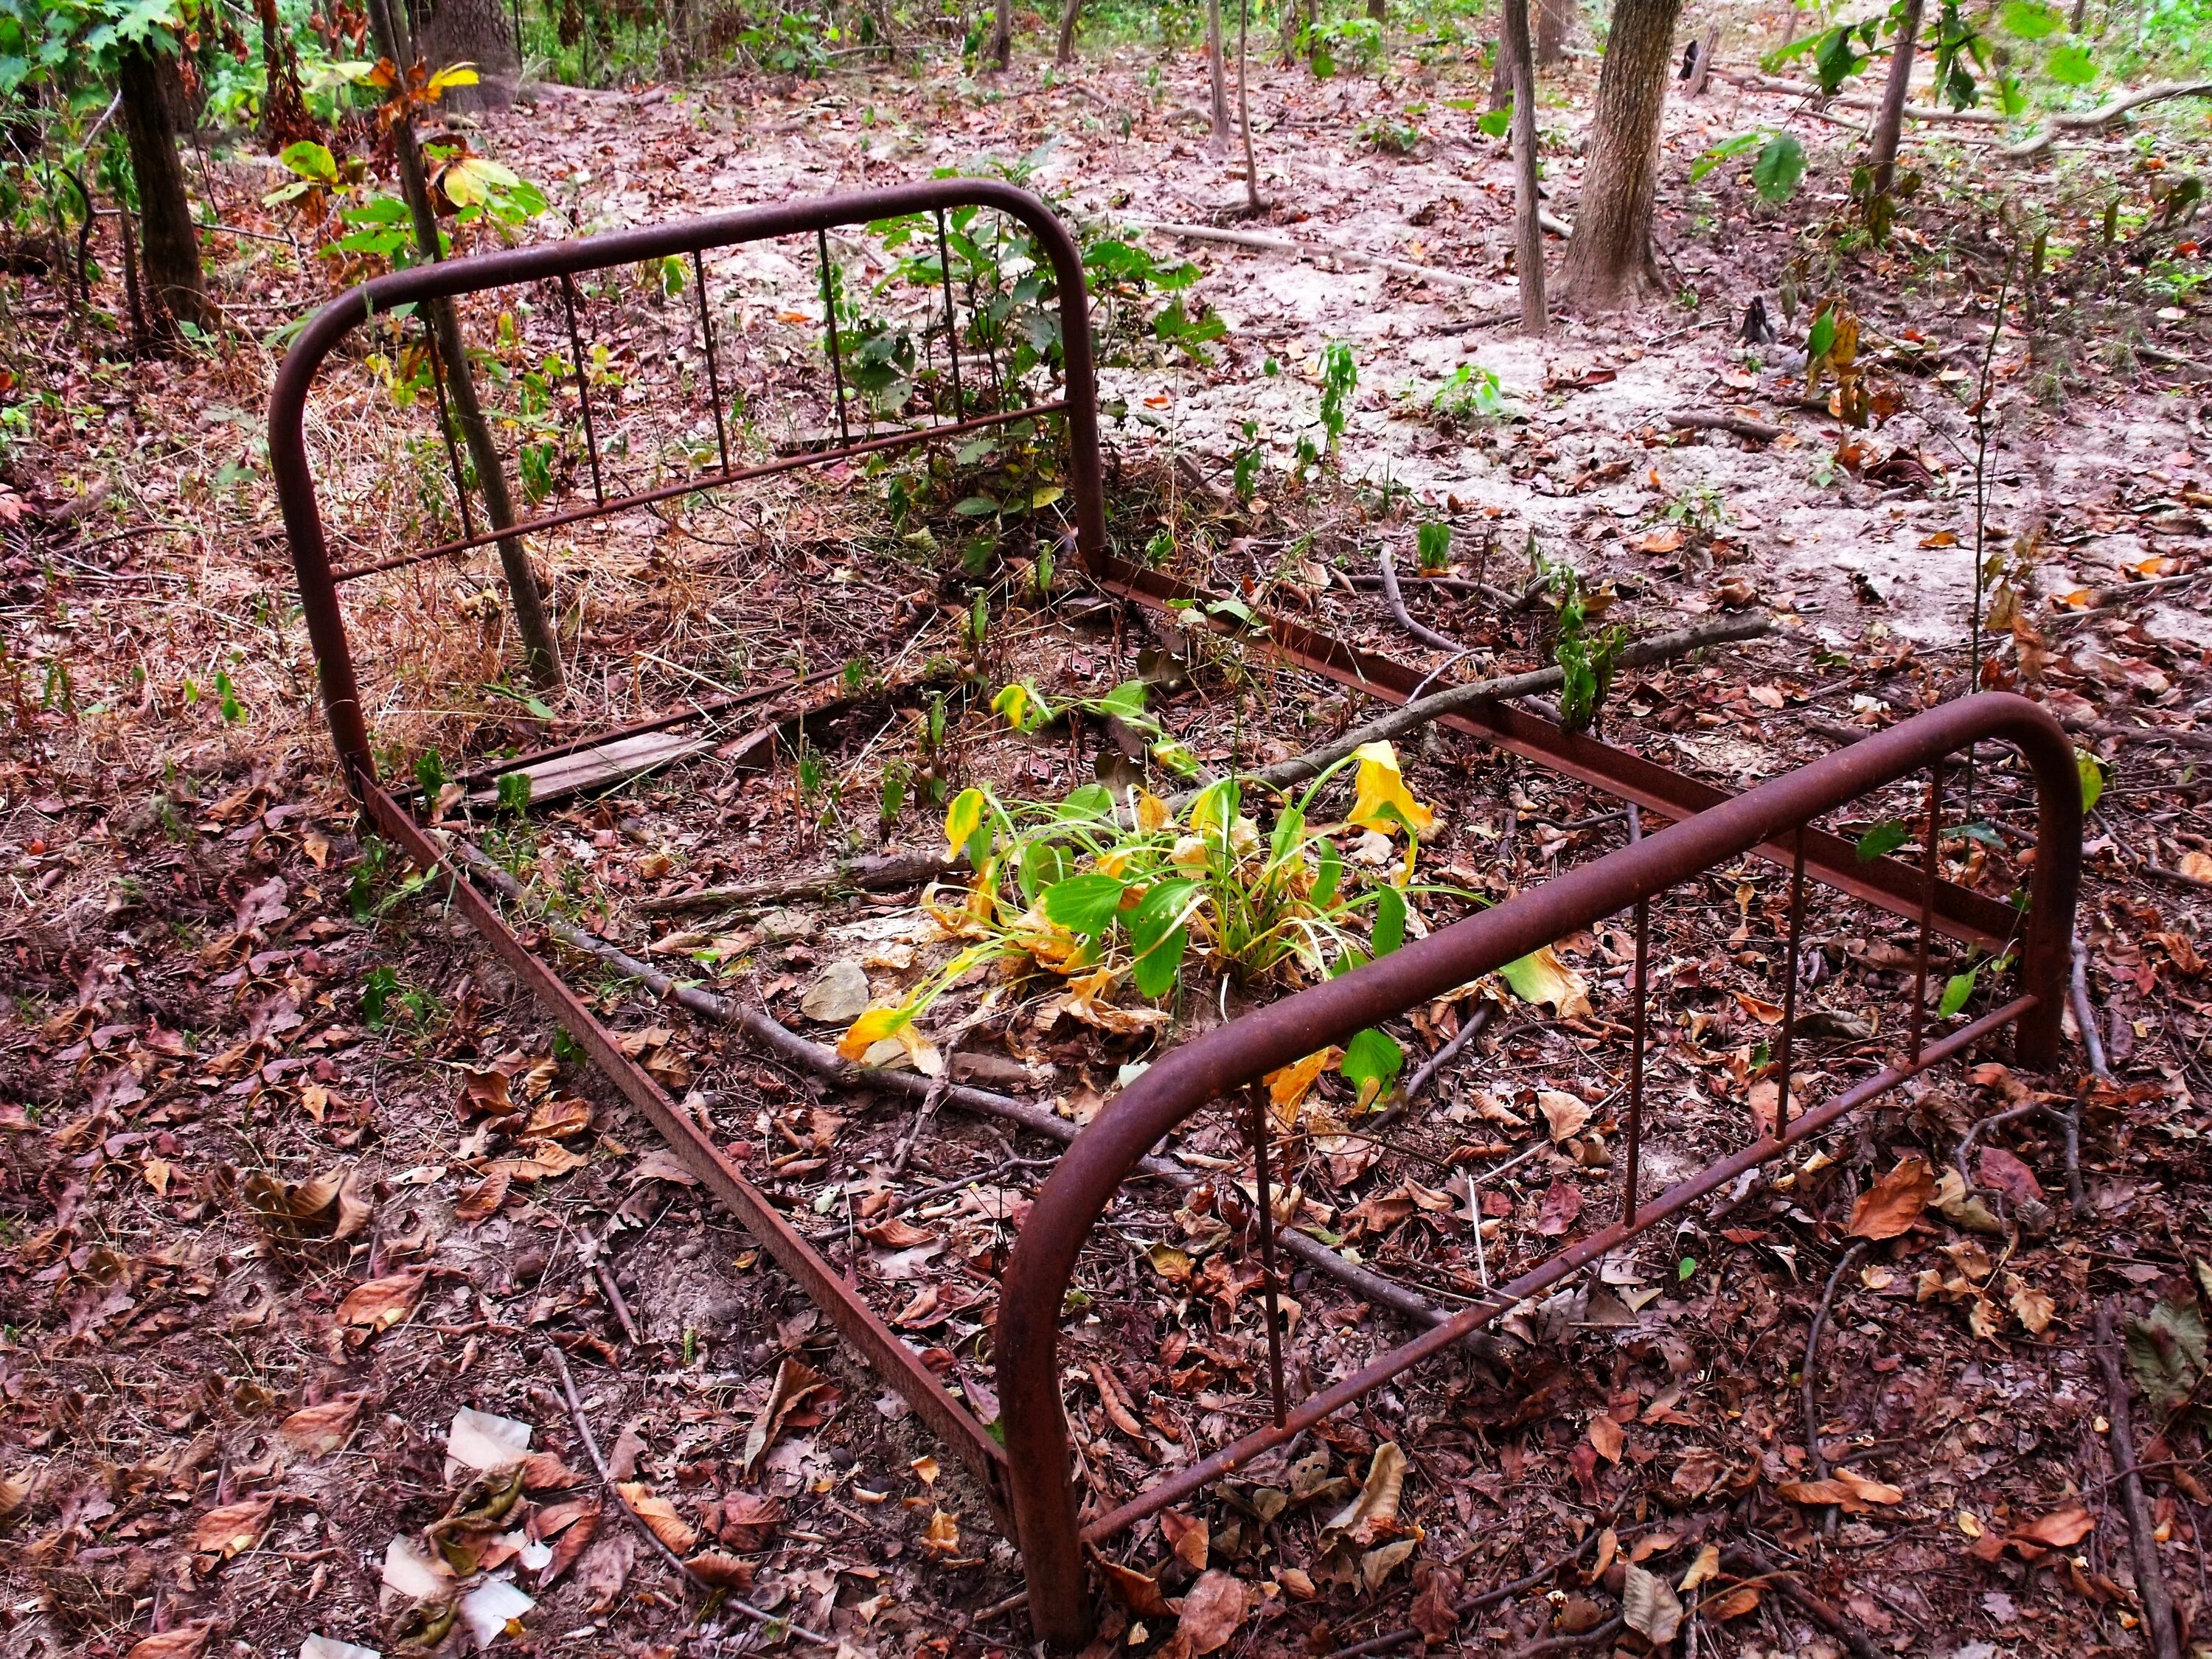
617 1484 698 1554
838 1005 916 1062
1346 743 1435 838
943 787 989 859
1265 1048 1343 1130
1498 945 1593 1018
425 61 482 92
1322 1442 1406 1548
439 155 518 208
919 1508 962 1558
1135 790 1175 832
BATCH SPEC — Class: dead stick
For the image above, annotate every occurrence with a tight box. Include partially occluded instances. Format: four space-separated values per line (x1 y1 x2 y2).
544 1342 835 1646
2144 861 2212 894
636 851 956 917
593 1259 644 1347
1379 544 1466 653
1804 1239 1869 1536
1719 1548 1884 1659
1666 409 1783 442
2096 1298 2183 1659
1198 613 1775 803
448 838 1507 1364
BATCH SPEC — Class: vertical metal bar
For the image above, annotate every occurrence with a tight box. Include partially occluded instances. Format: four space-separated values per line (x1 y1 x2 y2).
1623 801 1645 1226
816 228 852 448
1625 896 1648 1228
692 248 732 477
934 207 966 422
1775 826 1806 1135
1910 761 1943 1065
420 310 476 543
1246 1085 1287 1430
558 273 605 507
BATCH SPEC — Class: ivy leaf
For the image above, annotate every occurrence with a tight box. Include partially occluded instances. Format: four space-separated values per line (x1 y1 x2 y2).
1340 1029 1404 1112
1938 968 1978 1018
1855 818 1909 861
1371 885 1407 957
2076 751 2104 813
1130 880 1198 998
1040 874 1129 938
2045 41 2097 83
1998 0 2065 35
1752 133 1806 205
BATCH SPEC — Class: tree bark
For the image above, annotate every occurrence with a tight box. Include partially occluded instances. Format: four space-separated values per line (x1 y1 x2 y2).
1535 0 1570 66
1558 0 1684 313
1503 0 1545 334
366 0 563 692
990 0 1012 69
116 44 212 340
1867 0 1925 197
417 0 520 109
1056 0 1082 62
1206 0 1232 151
1237 0 1262 213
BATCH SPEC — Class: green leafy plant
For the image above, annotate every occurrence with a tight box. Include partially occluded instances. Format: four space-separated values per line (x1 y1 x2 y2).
1416 520 1452 574
1537 554 1625 733
1417 362 1509 428
1692 130 1807 206
836 743 1454 1076
1319 340 1357 454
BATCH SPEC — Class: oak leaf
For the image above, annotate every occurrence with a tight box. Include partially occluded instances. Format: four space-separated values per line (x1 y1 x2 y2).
1847 1156 1935 1240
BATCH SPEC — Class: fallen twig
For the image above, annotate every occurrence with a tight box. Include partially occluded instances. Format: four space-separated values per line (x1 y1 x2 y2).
2094 1298 2184 1659
2002 78 2212 161
1379 545 1467 653
1514 1618 1623 1657
1804 1239 1870 1536
545 1342 835 1645
1719 1547 1885 1659
1217 613 1775 801
636 850 956 917
446 837 1507 1364
2145 861 2212 894
1127 216 1501 289
2086 720 2212 754
1666 409 1783 443
1376 1002 1495 1130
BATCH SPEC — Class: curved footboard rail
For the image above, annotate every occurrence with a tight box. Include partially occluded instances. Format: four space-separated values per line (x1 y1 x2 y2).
995 692 2082 1646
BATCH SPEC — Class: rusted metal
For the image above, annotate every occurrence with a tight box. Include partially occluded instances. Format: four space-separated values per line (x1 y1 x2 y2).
692 248 733 476
559 271 607 507
1247 1084 1287 1430
1072 992 2036 1552
1778 826 1806 1134
360 781 1015 1522
270 187 2082 1655
995 694 2080 1647
1913 763 1942 1065
1086 559 2028 954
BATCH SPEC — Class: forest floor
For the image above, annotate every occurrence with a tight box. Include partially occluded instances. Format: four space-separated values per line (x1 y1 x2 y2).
5 13 2212 1659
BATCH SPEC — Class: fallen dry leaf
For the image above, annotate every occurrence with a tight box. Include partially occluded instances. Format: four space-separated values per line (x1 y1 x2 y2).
192 1494 275 1557
685 1550 757 1590
1537 1090 1593 1143
278 1395 363 1458
1586 1413 1624 1464
742 1357 832 1477
1847 1156 1935 1240
338 1267 427 1333
125 1624 215 1659
1621 1563 1683 1644
919 1507 961 1558
616 1483 698 1554
1161 1509 1210 1572
1177 1569 1249 1654
1101 1558 1171 1617
2013 1503 2096 1550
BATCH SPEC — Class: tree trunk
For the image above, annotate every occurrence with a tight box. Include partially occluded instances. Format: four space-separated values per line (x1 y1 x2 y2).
1867 0 1924 197
1557 0 1683 313
366 0 563 693
116 44 212 340
1056 0 1080 62
418 0 520 108
1206 0 1231 151
1535 0 1569 66
1503 0 1545 335
1237 0 1261 212
990 0 1011 69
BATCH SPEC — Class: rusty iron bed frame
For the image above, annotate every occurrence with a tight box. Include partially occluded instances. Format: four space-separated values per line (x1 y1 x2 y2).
268 181 2081 1646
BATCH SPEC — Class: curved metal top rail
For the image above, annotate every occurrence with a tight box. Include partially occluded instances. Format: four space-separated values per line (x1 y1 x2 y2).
993 690 2081 1646
266 179 1109 790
